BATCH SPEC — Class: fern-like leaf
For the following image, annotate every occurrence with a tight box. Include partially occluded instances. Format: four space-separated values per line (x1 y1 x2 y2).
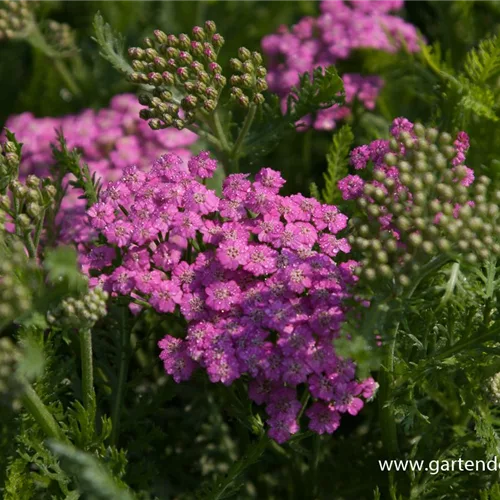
321 124 354 204
465 34 500 84
92 12 133 77
51 130 102 207
47 441 135 500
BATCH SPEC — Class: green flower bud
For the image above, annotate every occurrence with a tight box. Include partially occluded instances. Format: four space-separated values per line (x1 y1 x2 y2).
413 123 425 137
253 93 265 105
256 66 267 78
230 58 243 71
153 29 168 44
212 33 225 49
238 47 252 61
255 78 268 92
204 20 217 35
192 26 205 41
26 202 41 219
17 214 31 230
178 33 191 50
398 274 411 287
425 128 438 142
203 99 217 112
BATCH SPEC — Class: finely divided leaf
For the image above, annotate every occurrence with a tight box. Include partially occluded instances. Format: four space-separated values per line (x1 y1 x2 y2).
465 34 500 84
92 12 133 77
321 124 354 204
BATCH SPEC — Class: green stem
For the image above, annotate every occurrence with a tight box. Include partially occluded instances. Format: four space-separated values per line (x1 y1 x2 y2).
22 383 66 442
33 212 46 254
212 110 231 152
231 104 257 163
26 24 82 97
25 233 37 260
111 309 131 446
379 321 400 459
53 58 82 97
185 124 222 150
80 328 96 420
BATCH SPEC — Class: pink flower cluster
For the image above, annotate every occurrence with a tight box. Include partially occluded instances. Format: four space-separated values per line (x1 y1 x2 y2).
262 0 420 130
83 151 376 443
3 94 197 242
339 117 473 201
338 117 473 230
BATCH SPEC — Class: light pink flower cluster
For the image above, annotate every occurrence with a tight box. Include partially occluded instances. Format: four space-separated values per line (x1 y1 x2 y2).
262 0 420 130
3 94 197 242
83 151 376 443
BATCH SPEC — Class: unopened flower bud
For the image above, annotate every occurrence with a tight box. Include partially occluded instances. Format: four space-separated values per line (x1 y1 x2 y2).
255 78 268 92
181 95 198 110
192 26 205 41
153 29 168 44
212 33 224 49
203 99 217 112
190 41 203 57
128 47 145 60
253 93 265 105
176 67 189 81
230 58 243 71
26 202 41 219
17 214 31 230
166 34 179 47
205 20 217 35
238 47 251 61
178 33 190 50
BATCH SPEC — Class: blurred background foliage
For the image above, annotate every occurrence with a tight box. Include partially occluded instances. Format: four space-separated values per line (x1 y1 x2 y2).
2 0 500 192
1 0 499 119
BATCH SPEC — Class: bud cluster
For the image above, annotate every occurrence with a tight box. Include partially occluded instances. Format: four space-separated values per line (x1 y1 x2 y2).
0 238 33 320
0 139 20 194
0 337 24 411
229 47 267 108
489 372 500 404
1 174 57 233
43 20 76 55
0 0 35 40
129 20 227 130
47 287 109 329
342 119 500 288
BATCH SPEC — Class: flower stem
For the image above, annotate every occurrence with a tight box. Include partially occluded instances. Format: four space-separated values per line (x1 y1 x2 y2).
379 321 400 459
22 383 66 442
26 24 82 97
185 124 222 150
231 104 257 163
25 233 37 260
80 328 96 420
111 308 131 446
212 110 231 152
53 58 82 98
33 212 46 254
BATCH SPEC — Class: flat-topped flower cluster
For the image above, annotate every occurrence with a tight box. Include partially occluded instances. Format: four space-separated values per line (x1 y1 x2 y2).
83 151 376 442
262 0 420 130
4 94 196 242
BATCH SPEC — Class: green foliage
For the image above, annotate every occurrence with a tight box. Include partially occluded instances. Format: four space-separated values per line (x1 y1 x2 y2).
43 246 87 291
195 434 269 500
286 66 345 123
51 131 102 207
321 124 353 204
244 66 344 161
92 12 134 79
48 441 134 500
465 34 500 84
